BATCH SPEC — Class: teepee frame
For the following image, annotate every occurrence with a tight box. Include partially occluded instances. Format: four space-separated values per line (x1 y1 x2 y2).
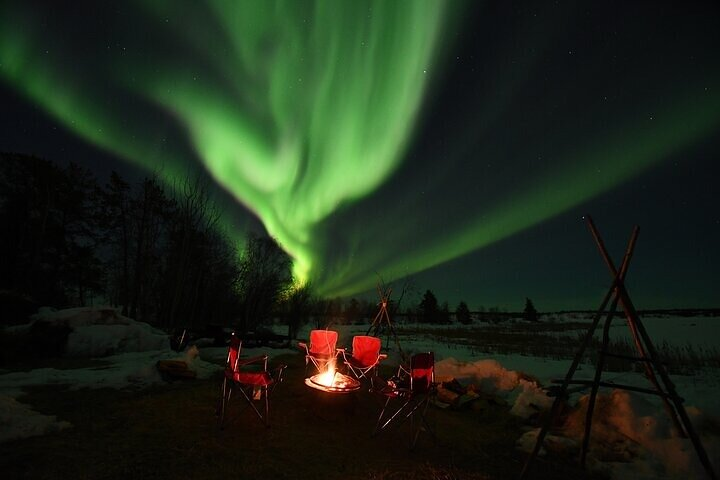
366 284 406 362
520 216 716 480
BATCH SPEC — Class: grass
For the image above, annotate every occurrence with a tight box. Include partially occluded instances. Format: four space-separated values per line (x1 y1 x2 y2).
1 353 598 480
396 321 720 375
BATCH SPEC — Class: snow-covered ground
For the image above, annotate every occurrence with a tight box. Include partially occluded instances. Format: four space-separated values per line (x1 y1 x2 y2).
1 308 718 479
541 313 720 350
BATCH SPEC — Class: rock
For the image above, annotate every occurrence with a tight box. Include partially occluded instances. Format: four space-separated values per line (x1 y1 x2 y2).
442 378 467 395
456 391 480 409
437 385 460 404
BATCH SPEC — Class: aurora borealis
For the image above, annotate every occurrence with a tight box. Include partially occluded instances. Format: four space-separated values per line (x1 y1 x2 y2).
1 1 719 310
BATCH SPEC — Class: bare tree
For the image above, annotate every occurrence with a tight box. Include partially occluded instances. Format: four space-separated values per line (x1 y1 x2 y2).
99 171 131 313
283 282 314 340
236 234 292 333
129 175 170 322
160 176 221 328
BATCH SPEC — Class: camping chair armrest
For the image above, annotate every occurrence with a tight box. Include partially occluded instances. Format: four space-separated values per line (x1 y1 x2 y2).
237 354 269 369
337 347 349 361
378 353 388 361
297 341 309 354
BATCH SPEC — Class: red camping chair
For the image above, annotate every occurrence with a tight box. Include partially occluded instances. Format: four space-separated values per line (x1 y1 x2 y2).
338 336 387 381
372 352 437 449
217 333 286 428
298 329 339 374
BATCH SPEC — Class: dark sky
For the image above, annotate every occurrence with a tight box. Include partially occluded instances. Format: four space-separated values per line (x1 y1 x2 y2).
1 1 719 311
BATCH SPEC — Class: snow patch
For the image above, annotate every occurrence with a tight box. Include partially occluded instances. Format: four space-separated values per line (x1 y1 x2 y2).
560 389 720 479
0 394 71 442
435 357 552 420
25 306 170 357
66 322 168 357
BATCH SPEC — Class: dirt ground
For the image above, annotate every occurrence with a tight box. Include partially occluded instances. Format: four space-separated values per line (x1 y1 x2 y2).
1 353 598 479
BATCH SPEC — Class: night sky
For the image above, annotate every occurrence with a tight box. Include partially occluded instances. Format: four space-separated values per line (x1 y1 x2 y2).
1 1 719 311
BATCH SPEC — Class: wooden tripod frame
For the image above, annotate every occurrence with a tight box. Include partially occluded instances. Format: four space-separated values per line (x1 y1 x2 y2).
366 285 406 362
520 216 716 480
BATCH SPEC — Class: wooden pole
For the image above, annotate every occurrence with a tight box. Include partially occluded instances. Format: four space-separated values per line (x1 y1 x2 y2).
580 224 637 466
367 286 406 361
617 286 716 479
522 216 717 480
519 268 630 478
580 293 618 466
585 216 717 480
585 217 683 434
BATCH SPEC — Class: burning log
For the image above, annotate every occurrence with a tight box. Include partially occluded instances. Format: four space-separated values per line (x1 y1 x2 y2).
304 361 360 393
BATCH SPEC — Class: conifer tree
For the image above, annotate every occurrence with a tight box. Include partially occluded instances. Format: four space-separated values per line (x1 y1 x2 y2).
524 297 538 322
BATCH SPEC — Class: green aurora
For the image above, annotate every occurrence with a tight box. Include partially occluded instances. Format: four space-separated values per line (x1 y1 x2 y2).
1 1 719 305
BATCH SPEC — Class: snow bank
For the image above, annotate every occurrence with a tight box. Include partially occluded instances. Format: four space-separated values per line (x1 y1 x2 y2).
24 306 169 357
559 389 720 479
66 322 168 357
438 357 719 479
514 388 720 479
0 394 71 442
0 346 221 396
0 346 222 444
0 307 224 444
435 357 553 420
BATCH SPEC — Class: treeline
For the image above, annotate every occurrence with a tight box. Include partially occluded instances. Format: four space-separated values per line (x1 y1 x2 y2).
314 291 540 326
0 152 539 333
0 153 296 332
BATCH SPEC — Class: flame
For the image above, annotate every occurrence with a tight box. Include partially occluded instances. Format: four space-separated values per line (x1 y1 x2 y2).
317 361 337 387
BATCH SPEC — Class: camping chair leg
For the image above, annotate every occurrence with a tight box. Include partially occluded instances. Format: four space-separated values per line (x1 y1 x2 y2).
264 386 270 428
216 377 226 416
373 397 395 435
217 378 226 428
217 378 232 429
374 396 415 436
410 396 436 450
269 364 287 394
235 386 270 426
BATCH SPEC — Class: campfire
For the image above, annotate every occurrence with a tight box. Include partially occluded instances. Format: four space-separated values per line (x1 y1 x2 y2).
305 361 360 393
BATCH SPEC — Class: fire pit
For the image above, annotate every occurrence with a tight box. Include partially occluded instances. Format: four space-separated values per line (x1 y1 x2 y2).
304 363 360 421
304 364 360 394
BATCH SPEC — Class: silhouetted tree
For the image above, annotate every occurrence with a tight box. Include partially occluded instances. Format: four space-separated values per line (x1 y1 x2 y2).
419 290 440 324
283 282 314 340
159 177 222 328
63 243 105 306
524 297 539 322
440 301 451 324
192 227 241 328
56 163 107 306
456 301 472 325
1 155 60 304
98 171 132 314
236 234 292 333
345 298 361 324
361 298 377 320
1 154 248 328
129 175 171 322
315 297 340 327
0 154 105 307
